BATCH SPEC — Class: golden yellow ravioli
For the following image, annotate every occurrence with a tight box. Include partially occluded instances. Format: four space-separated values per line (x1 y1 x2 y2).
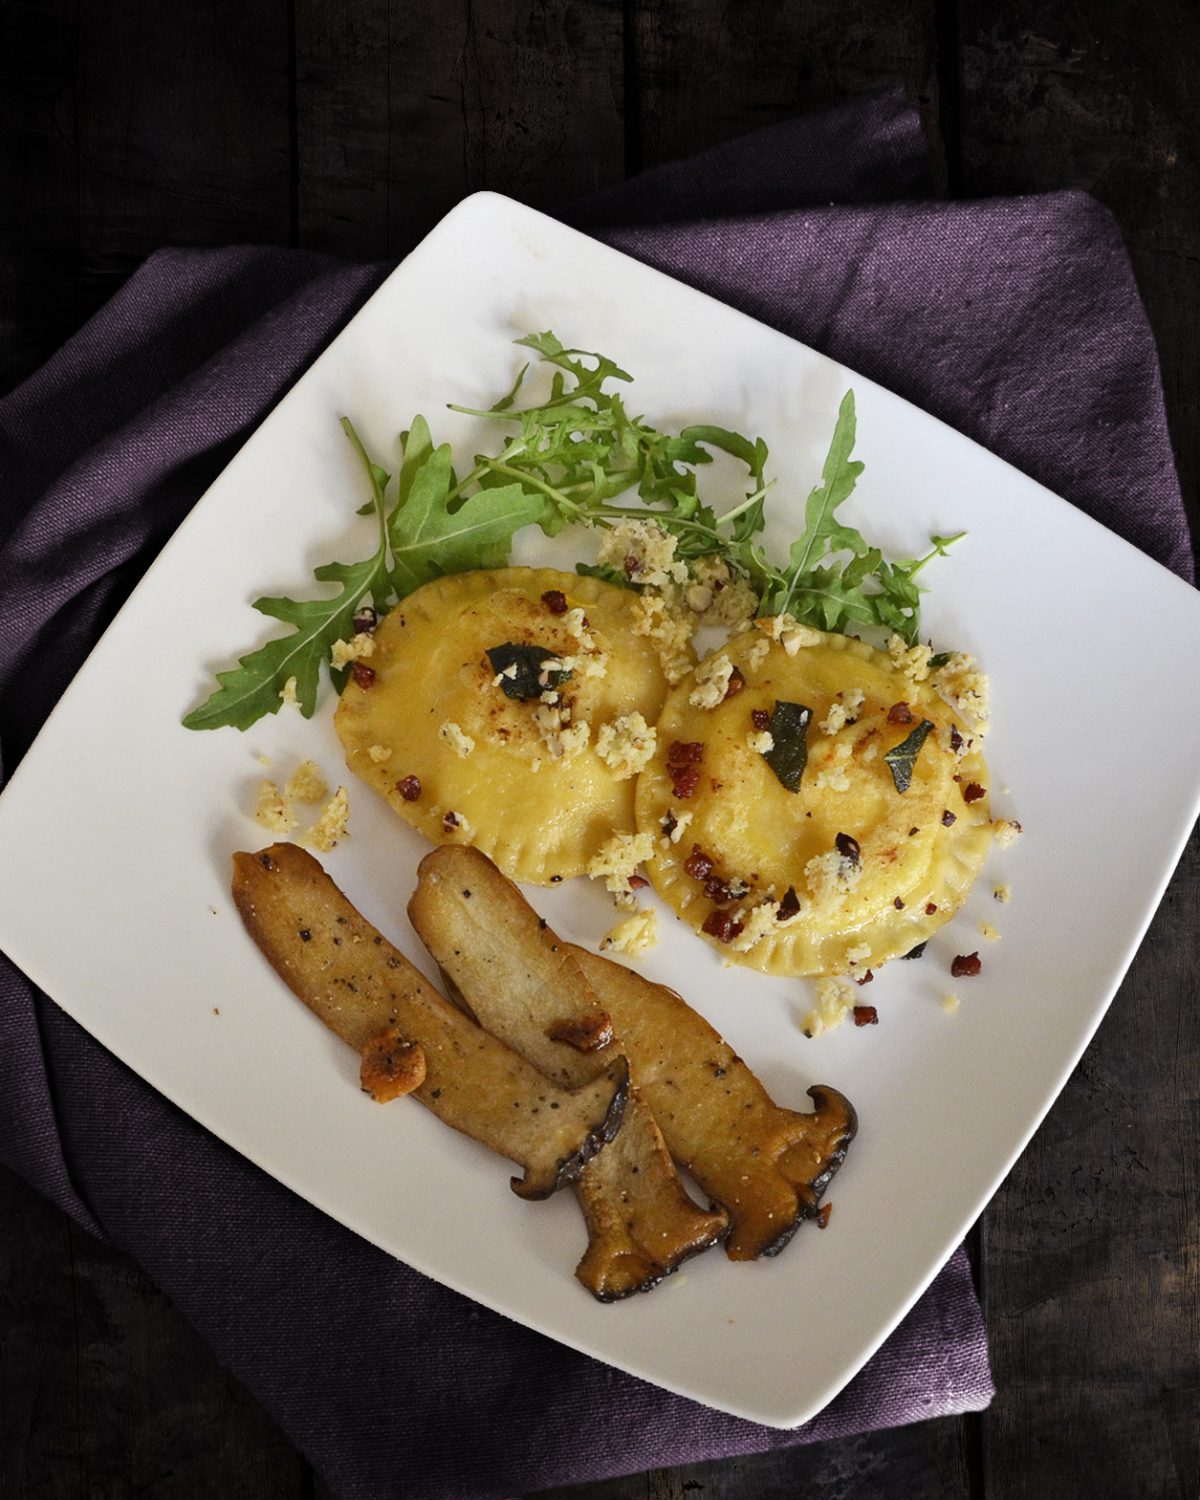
634 626 993 976
335 568 676 882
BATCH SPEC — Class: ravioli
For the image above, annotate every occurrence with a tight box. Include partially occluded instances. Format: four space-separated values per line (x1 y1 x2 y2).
634 626 993 977
334 568 676 883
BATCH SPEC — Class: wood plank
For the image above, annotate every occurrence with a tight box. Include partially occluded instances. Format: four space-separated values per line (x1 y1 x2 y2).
957 1 1200 547
954 19 1200 1488
0 1163 310 1498
69 0 293 325
629 0 946 184
294 0 626 259
979 823 1200 1498
0 0 83 392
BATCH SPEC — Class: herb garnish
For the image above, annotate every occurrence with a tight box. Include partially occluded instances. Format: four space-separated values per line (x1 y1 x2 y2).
181 421 395 731
485 643 572 701
763 702 813 793
184 333 960 731
883 719 935 794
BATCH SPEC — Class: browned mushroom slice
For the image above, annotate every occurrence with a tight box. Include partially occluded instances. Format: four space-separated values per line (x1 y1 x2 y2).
409 846 729 1299
231 844 628 1200
570 946 857 1259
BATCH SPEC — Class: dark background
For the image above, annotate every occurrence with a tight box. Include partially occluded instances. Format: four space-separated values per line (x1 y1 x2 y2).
1 3 1197 1498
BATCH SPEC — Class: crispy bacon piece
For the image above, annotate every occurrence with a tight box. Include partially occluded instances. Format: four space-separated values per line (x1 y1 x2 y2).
360 1028 426 1101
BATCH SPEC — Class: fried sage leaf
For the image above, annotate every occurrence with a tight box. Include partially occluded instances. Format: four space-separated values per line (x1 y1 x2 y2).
485 642 574 701
882 717 936 798
884 718 935 794
763 701 813 793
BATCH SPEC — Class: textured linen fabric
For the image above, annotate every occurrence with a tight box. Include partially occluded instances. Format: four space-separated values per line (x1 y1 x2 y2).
0 89 1191 1499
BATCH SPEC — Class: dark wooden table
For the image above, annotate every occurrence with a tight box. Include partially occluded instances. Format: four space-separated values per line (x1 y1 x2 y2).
2 4 1197 1497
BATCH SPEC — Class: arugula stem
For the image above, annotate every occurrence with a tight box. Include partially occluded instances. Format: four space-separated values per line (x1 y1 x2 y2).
714 481 774 528
907 531 967 578
340 417 390 555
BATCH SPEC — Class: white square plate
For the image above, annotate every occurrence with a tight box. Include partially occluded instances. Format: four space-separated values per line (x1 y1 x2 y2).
1 193 1198 1429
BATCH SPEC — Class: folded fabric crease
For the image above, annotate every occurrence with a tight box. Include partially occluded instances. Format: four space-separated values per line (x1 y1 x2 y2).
0 88 1189 1500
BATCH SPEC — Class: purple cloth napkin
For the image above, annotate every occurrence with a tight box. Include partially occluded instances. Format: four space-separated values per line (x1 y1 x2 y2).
0 90 1190 1499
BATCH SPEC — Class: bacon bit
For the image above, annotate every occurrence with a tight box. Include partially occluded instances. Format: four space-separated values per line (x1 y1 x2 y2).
925 902 938 915
661 811 678 838
723 667 746 700
893 896 905 910
855 971 874 987
352 606 378 634
942 809 957 827
360 1030 426 1102
684 846 716 880
951 952 982 977
887 701 914 725
541 589 568 614
963 782 986 803
396 775 421 802
815 1203 833 1228
853 1005 879 1025
671 766 701 799
777 887 801 920
627 874 649 889
835 832 861 865
908 826 919 837
704 876 736 904
702 909 745 944
949 724 964 752
623 553 642 578
443 811 461 832
666 738 702 798
751 708 771 731
351 662 376 689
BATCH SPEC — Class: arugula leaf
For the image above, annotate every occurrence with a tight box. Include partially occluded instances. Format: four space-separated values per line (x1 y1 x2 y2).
389 446 545 597
185 330 964 734
752 393 961 643
513 331 632 408
182 420 391 730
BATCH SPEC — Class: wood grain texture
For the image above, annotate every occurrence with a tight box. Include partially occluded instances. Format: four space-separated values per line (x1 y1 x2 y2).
958 0 1200 551
295 0 625 259
70 0 293 310
1 0 1198 1496
0 0 84 392
0 0 293 392
980 824 1200 1499
629 0 946 182
0 1165 308 1499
